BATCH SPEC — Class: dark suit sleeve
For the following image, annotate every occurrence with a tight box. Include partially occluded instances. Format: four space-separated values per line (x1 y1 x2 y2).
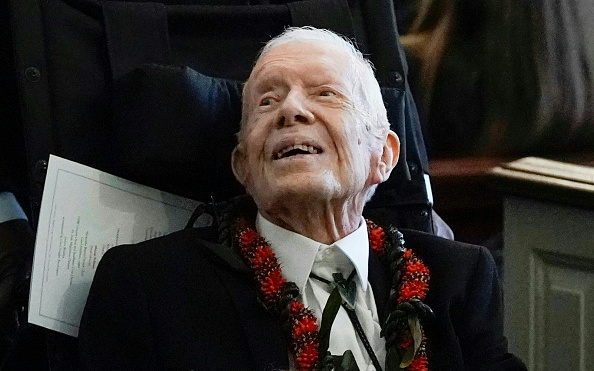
459 247 527 371
78 246 159 371
0 219 34 362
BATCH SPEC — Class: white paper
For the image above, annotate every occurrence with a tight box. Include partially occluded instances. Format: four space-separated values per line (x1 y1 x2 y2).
29 155 201 337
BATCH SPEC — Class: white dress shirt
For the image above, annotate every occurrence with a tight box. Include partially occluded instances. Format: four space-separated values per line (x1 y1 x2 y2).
256 214 386 370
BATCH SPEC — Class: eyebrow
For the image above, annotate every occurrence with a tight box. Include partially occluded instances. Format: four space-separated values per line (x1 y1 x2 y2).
252 78 286 94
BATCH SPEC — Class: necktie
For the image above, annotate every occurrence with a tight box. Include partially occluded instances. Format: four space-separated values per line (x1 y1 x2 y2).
307 246 386 371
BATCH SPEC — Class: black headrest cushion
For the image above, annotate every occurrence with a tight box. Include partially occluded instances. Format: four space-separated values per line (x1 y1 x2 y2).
111 63 245 201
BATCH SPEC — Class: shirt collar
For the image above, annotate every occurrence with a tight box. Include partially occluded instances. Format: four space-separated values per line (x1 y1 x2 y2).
256 213 369 292
332 217 369 290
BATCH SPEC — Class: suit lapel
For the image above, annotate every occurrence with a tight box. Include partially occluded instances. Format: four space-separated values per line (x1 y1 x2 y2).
199 238 251 273
199 236 290 370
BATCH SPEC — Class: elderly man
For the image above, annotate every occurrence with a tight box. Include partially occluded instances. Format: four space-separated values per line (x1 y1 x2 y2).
78 27 525 371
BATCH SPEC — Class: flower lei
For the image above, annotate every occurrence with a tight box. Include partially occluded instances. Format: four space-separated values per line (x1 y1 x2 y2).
233 218 431 371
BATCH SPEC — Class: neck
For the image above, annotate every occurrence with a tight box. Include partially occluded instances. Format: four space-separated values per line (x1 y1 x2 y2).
258 198 365 244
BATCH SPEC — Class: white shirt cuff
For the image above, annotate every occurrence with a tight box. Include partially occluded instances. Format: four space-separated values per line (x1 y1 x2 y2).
0 192 28 223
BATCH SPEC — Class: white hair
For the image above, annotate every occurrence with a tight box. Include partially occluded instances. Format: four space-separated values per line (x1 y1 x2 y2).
240 26 390 142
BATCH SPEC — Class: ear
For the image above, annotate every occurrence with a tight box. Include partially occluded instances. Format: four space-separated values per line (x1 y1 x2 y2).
231 144 248 186
371 130 400 184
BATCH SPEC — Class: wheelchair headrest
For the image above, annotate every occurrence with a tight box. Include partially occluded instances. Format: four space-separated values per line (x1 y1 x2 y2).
111 63 245 201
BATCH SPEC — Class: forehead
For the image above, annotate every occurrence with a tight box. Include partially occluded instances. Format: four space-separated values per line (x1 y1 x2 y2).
248 41 352 88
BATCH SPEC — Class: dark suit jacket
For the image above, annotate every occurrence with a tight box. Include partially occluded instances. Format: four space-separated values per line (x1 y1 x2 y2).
78 225 526 370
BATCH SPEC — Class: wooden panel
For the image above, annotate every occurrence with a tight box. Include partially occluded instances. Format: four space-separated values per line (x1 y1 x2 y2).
532 252 594 370
503 196 594 370
492 157 594 209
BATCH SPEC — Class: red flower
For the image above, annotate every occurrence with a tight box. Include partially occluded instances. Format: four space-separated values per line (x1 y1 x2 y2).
399 280 429 301
290 300 305 314
251 245 275 268
400 336 413 349
408 355 429 371
296 343 319 371
240 229 259 249
367 224 386 253
293 317 318 336
261 268 286 300
406 260 430 276
403 249 413 259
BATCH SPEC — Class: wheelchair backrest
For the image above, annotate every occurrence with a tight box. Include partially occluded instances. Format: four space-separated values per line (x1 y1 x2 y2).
10 0 433 232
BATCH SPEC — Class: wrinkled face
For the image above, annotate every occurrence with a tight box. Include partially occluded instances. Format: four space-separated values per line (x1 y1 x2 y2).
232 41 386 210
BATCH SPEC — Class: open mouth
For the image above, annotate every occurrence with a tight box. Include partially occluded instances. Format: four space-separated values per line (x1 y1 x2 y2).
274 143 323 160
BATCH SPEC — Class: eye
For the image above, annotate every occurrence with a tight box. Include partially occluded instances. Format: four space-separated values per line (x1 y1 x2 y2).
319 91 336 97
260 97 275 106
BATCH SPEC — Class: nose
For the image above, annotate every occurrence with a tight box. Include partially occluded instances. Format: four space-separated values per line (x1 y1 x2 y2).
276 92 315 127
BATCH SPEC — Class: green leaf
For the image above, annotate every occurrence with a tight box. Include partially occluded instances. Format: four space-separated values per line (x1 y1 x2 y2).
408 315 422 354
399 346 415 368
399 315 421 368
385 348 402 371
339 350 360 371
318 287 342 356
